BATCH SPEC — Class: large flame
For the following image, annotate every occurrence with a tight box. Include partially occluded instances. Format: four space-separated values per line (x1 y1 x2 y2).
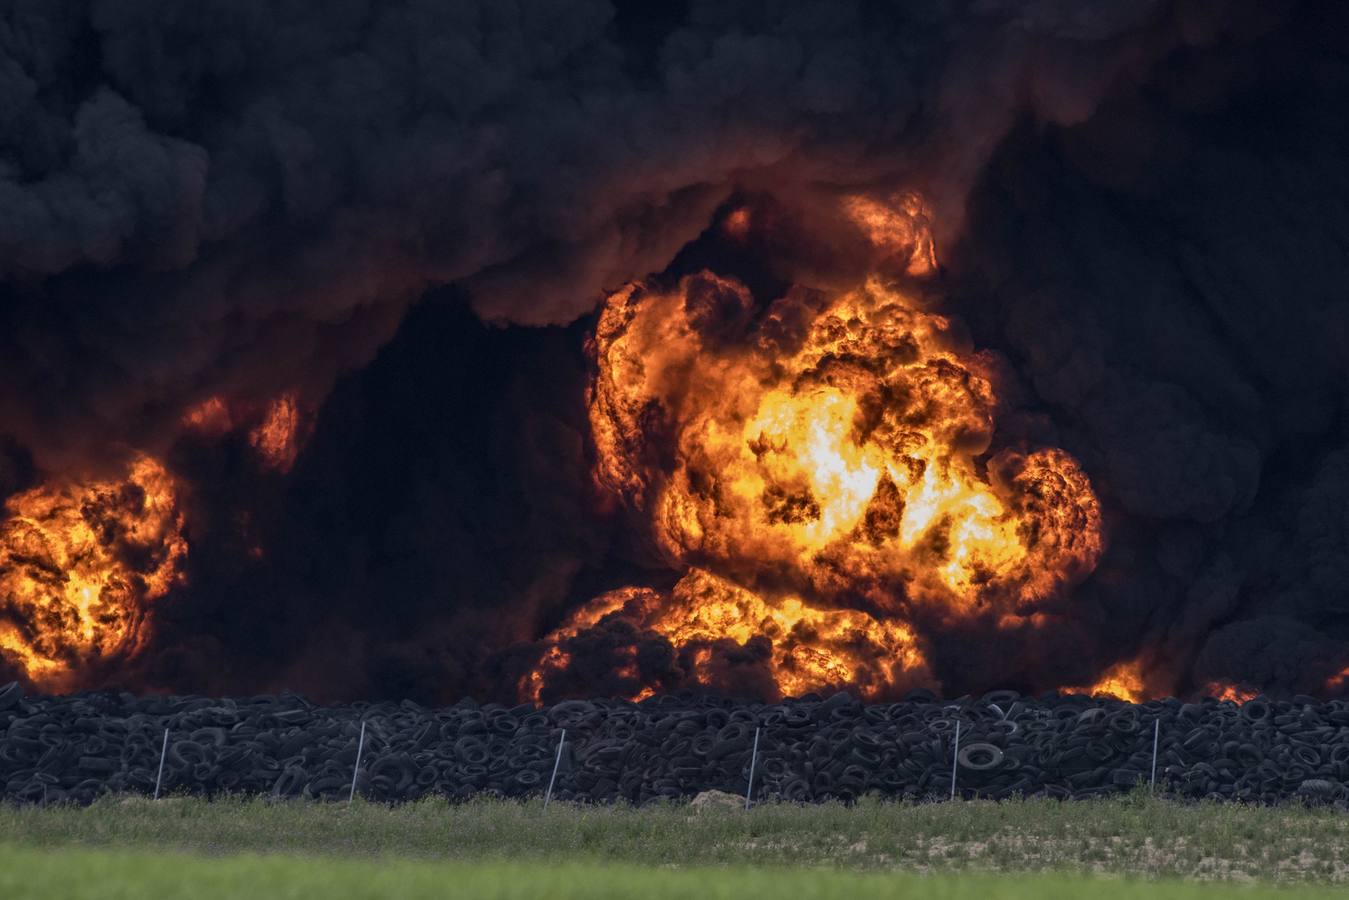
0 456 186 689
527 194 1103 703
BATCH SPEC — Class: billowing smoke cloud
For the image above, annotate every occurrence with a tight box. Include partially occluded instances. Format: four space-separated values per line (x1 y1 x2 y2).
944 1 1349 696
2 0 1204 469
2 1 1347 703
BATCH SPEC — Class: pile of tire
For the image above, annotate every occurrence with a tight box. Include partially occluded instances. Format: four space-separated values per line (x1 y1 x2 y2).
2 681 1347 806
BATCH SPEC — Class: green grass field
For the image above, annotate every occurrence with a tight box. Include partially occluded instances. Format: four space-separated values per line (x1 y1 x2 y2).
3 794 1348 896
0 844 1342 900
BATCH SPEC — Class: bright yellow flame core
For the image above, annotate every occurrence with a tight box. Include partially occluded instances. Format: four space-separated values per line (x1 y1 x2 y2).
531 195 1103 702
0 456 186 689
734 388 880 548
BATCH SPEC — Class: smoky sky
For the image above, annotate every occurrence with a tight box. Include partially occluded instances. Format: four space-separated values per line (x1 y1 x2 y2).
940 5 1349 698
2 0 1349 702
1 0 1216 469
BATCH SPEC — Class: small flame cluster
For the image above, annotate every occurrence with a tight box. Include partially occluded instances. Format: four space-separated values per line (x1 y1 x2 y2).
0 456 186 689
527 194 1104 703
1063 660 1149 704
1064 658 1262 705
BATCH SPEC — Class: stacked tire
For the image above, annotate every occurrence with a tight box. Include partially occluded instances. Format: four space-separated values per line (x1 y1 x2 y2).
1 682 1346 806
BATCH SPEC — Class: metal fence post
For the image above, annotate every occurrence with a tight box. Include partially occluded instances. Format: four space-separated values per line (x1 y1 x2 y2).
348 720 367 806
1150 718 1160 794
153 728 170 800
949 720 961 801
544 729 566 809
744 727 761 811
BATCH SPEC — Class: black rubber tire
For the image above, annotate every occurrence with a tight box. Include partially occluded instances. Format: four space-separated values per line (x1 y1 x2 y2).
957 743 1005 771
0 681 22 712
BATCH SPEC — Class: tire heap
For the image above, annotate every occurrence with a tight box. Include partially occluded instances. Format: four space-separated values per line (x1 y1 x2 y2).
2 681 1347 806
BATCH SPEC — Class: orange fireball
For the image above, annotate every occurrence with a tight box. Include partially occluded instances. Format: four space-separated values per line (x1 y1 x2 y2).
528 194 1103 702
0 456 186 690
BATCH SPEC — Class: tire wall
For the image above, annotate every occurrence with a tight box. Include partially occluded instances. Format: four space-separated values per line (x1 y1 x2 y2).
2 683 1346 806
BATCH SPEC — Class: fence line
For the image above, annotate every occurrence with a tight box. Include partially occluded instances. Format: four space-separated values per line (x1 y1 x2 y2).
7 700 1306 807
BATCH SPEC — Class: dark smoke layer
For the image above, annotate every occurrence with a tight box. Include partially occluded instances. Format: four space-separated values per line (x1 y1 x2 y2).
2 1 1347 703
4 0 1203 468
942 6 1349 696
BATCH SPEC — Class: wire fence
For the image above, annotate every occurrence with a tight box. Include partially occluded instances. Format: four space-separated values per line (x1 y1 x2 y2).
5 691 1343 807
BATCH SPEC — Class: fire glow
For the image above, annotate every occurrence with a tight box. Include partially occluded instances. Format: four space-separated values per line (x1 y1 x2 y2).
0 456 186 690
183 392 308 472
527 194 1103 703
249 393 304 473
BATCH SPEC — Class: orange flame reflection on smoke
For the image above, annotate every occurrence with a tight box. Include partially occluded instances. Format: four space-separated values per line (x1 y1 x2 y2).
183 393 307 473
0 456 187 689
249 393 303 472
181 396 233 437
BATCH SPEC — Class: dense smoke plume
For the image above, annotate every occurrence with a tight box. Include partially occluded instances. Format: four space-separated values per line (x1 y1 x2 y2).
1 1 1348 703
2 0 1214 467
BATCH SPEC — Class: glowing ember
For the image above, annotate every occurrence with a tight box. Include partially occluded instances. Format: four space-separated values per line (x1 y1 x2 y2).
721 206 752 241
0 456 187 689
1063 660 1147 703
181 396 234 437
249 393 303 472
528 194 1103 702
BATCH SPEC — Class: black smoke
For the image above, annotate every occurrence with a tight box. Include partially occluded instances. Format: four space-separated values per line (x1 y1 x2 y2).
1 0 1205 467
940 4 1349 697
2 1 1348 701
